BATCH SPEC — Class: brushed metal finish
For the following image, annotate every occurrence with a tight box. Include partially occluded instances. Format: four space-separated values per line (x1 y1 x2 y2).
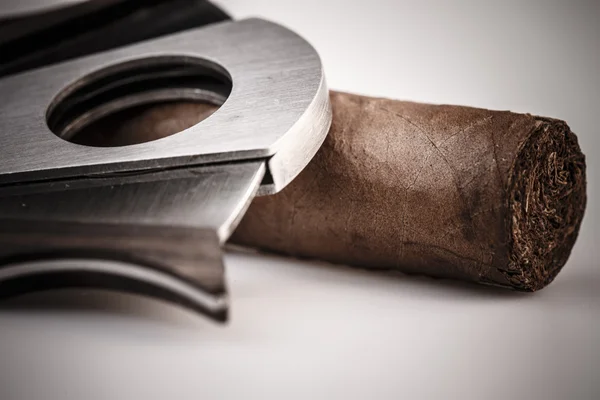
0 162 266 242
0 260 228 318
0 18 331 320
0 161 265 319
0 18 331 194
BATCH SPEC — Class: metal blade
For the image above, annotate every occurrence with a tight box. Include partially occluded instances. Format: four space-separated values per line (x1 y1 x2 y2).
0 161 265 321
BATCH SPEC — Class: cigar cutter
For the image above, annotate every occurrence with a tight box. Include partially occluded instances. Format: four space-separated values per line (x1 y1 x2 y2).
0 18 331 321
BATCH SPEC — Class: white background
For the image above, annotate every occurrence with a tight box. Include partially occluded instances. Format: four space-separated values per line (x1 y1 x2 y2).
0 1 598 399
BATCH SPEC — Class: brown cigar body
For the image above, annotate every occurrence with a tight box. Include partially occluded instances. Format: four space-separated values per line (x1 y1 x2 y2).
82 91 587 291
232 92 586 291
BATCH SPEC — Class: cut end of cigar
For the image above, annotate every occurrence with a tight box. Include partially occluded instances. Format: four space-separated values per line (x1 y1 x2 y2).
507 119 587 291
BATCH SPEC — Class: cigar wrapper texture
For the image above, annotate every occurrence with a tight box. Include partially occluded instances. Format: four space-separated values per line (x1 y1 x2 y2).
83 91 587 291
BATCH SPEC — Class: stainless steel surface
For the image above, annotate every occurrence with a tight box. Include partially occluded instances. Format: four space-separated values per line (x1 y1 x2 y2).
0 259 228 315
0 161 265 319
0 17 332 194
0 162 266 242
0 0 84 18
0 17 331 319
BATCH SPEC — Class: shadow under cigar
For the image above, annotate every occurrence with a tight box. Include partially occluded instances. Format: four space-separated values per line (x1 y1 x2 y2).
226 248 600 314
0 250 594 326
226 245 527 301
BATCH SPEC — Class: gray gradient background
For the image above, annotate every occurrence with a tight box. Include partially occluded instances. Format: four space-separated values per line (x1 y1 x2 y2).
0 0 598 399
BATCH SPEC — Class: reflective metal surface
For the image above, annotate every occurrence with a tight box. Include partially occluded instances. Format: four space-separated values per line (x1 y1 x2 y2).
0 18 331 194
0 161 265 320
0 18 332 320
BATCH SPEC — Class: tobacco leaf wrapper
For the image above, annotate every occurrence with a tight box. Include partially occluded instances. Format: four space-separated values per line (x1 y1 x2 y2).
88 91 587 291
232 92 587 291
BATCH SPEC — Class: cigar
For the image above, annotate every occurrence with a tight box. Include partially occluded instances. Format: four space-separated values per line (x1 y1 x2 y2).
80 91 587 291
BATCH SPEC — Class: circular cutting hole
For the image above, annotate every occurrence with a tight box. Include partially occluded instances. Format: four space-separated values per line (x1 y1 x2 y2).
46 56 231 147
